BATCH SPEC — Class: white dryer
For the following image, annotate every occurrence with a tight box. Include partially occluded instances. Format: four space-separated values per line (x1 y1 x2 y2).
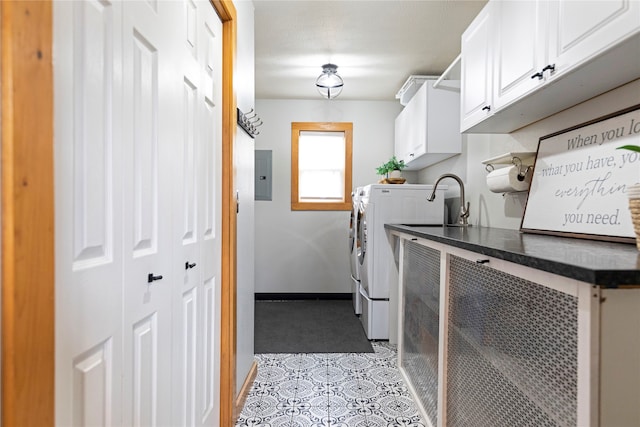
348 186 363 314
357 184 445 340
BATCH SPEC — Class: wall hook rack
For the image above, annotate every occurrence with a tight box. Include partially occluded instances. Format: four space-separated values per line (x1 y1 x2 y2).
237 108 262 138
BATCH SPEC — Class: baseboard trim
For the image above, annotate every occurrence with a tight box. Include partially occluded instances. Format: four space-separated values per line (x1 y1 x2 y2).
235 360 258 417
255 292 351 301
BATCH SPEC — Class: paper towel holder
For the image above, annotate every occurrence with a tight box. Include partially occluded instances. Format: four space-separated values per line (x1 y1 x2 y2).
482 151 535 175
482 151 535 195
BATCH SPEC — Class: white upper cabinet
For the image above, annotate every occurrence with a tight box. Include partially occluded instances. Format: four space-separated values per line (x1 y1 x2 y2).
548 0 640 75
492 0 548 110
394 80 461 170
461 0 640 133
460 2 494 131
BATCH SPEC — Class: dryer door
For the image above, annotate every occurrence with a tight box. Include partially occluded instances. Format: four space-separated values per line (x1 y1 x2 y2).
348 205 358 278
357 204 367 267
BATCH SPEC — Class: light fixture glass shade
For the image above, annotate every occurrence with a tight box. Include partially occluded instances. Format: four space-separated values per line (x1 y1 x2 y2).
316 63 343 99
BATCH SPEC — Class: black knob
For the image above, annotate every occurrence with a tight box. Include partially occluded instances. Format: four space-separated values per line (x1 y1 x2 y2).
185 262 197 270
482 105 491 112
542 64 555 73
530 71 543 80
147 273 163 283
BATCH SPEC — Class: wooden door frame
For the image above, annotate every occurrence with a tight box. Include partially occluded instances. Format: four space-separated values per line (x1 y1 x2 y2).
0 1 238 425
210 1 238 425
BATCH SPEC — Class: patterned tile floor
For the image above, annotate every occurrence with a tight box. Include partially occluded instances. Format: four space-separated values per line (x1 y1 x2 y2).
236 342 426 427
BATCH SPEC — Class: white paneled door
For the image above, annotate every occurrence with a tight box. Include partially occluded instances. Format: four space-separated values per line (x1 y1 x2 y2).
54 1 223 426
171 2 223 426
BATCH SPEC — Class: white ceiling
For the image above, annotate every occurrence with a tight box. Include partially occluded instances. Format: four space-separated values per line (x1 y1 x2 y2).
253 0 488 101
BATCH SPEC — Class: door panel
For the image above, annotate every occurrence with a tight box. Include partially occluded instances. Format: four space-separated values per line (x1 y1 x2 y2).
180 287 198 426
132 314 158 426
182 77 199 244
197 4 223 425
72 0 114 267
55 1 124 425
131 30 159 256
170 2 223 426
201 277 217 419
122 1 175 425
72 339 114 427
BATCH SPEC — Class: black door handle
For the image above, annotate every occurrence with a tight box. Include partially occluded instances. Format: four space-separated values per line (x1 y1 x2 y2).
147 273 163 283
482 105 491 112
542 63 555 73
476 259 490 264
185 262 197 270
530 71 543 80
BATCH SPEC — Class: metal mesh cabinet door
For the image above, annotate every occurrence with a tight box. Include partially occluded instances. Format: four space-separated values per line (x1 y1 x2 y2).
446 255 578 427
400 240 441 425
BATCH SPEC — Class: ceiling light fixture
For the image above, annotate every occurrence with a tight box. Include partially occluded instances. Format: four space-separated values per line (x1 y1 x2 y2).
315 63 343 99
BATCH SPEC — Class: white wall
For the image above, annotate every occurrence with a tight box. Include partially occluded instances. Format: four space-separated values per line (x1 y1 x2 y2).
234 0 255 392
417 78 640 229
254 99 402 293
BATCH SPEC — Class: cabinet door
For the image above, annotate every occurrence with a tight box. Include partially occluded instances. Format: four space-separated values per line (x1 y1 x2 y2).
460 3 494 132
425 83 461 156
548 0 640 77
492 0 548 110
394 106 410 164
406 83 428 162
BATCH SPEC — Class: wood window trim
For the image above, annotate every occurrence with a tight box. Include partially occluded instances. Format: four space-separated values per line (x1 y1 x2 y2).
291 122 353 211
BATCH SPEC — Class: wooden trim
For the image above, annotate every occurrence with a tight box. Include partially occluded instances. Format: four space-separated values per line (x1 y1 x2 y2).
234 360 258 416
291 202 351 211
211 1 238 426
1 2 55 426
290 122 353 211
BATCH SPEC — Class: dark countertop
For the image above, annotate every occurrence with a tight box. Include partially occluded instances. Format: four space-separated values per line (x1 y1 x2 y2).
385 224 640 287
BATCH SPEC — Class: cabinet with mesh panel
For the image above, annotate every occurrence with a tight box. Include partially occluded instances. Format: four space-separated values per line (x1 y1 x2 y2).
396 235 640 427
446 255 580 426
398 240 442 425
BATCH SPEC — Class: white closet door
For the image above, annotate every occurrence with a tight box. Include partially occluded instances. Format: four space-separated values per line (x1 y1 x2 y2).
55 2 223 426
121 1 177 425
171 1 223 425
54 1 124 425
198 5 223 425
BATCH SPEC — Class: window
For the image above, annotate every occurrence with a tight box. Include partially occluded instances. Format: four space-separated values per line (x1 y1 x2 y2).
291 122 353 211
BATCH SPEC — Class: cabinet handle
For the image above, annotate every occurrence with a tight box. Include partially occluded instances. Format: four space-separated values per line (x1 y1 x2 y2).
409 153 415 157
147 273 163 283
476 259 490 264
530 71 543 80
482 105 491 112
185 261 196 270
542 63 556 73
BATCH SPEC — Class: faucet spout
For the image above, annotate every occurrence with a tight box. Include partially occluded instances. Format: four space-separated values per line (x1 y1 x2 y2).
427 173 470 226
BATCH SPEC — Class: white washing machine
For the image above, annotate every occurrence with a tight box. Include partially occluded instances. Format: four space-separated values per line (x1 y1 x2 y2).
357 184 445 340
348 187 363 314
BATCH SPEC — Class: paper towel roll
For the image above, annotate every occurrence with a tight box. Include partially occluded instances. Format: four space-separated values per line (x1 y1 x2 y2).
486 165 531 193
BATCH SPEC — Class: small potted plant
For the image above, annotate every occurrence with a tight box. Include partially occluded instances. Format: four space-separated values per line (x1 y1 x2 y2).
376 156 407 183
618 145 640 249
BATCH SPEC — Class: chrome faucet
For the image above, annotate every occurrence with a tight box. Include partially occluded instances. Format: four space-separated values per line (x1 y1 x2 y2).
427 173 470 226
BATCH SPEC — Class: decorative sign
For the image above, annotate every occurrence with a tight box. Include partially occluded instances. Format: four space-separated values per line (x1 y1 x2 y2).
521 105 640 243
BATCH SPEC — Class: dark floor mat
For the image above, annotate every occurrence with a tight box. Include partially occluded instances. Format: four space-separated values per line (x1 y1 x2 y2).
254 300 374 353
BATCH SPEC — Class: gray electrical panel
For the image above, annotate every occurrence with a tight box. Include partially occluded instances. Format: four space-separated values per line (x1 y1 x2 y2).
255 150 272 201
